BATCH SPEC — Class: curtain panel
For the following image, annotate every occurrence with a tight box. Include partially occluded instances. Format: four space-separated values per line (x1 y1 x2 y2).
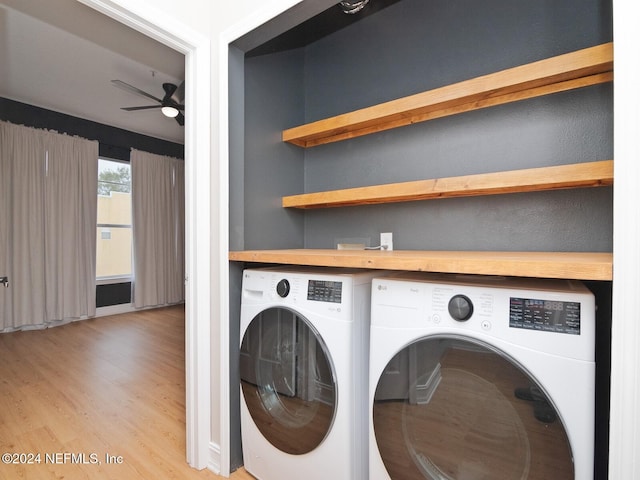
0 121 98 332
131 149 185 308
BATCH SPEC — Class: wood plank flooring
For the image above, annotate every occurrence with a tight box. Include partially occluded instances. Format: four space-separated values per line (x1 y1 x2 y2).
0 306 254 480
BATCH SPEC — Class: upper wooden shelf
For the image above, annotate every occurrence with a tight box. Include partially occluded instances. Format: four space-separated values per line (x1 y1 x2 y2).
282 42 613 148
282 160 613 209
228 249 613 281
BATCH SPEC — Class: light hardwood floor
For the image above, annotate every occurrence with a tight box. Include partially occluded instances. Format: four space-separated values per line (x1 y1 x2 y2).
0 306 254 480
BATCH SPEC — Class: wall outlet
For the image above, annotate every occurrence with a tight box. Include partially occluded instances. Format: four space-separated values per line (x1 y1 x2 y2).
380 232 393 251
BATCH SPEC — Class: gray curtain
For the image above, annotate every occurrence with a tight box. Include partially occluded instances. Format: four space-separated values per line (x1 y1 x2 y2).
131 149 185 308
0 121 98 331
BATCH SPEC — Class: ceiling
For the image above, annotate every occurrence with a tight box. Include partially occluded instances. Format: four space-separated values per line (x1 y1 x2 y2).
0 0 185 144
243 0 402 57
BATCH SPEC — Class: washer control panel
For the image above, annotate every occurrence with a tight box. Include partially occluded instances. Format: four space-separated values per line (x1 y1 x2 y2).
307 279 343 303
509 297 581 335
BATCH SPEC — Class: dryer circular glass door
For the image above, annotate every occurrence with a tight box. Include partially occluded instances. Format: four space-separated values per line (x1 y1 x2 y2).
373 336 574 479
240 307 337 455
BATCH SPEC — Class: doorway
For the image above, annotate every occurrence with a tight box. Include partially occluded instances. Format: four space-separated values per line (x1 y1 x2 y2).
79 0 212 471
0 0 211 472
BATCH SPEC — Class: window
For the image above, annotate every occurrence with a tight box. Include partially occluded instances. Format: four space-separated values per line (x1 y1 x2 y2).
96 158 132 280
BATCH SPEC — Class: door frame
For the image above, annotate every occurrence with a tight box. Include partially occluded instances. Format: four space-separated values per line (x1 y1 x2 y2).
76 0 212 470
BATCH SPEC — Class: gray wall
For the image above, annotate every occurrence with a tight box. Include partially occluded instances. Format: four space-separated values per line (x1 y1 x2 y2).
301 0 613 251
238 0 613 254
227 45 245 471
303 0 612 120
242 48 306 250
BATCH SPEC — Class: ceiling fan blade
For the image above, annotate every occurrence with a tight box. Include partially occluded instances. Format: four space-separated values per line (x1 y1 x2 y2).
173 81 185 104
111 79 162 103
175 112 185 126
162 83 178 100
121 105 163 111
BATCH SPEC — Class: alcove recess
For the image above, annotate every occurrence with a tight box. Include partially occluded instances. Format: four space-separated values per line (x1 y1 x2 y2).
230 42 614 281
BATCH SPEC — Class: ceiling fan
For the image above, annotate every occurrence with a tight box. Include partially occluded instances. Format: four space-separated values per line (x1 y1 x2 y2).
111 79 185 126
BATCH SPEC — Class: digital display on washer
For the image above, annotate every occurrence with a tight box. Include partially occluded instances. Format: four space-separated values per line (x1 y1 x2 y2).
509 297 581 335
307 280 343 303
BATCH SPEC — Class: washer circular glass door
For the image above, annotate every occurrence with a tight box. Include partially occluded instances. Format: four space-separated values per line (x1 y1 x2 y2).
373 336 574 479
240 307 337 455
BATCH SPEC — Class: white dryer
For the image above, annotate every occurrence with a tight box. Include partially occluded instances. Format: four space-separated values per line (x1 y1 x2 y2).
240 267 379 480
369 272 596 480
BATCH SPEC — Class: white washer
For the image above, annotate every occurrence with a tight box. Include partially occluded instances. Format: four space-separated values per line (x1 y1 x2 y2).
369 272 596 480
240 267 379 480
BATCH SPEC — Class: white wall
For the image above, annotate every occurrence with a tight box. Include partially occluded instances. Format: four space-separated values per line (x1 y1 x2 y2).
610 0 640 478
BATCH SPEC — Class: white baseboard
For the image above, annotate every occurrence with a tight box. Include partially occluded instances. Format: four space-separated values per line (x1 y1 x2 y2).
207 441 222 475
95 303 136 317
95 302 184 318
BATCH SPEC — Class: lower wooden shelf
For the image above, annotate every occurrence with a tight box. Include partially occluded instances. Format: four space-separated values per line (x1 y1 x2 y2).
282 160 613 209
228 249 612 281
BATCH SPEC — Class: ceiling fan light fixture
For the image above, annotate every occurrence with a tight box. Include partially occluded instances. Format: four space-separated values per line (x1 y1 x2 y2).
113 79 185 126
161 106 180 118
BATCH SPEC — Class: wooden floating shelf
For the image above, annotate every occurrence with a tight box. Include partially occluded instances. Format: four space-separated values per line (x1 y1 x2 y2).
228 249 613 281
282 42 613 148
283 160 613 209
